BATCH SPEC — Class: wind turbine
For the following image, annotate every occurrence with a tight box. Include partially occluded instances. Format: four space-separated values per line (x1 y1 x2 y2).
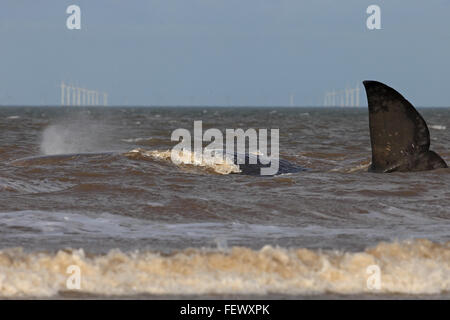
72 86 77 106
76 87 81 106
66 85 72 106
60 81 66 106
355 83 360 107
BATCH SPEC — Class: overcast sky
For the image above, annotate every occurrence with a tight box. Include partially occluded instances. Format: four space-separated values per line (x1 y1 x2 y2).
0 0 449 106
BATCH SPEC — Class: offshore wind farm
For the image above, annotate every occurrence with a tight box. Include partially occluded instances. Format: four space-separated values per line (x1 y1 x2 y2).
60 81 108 107
58 81 362 108
323 84 361 107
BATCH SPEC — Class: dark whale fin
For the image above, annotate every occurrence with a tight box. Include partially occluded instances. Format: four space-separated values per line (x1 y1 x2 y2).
363 80 447 173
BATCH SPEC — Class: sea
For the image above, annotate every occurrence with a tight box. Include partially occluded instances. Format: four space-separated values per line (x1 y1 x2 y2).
0 106 448 299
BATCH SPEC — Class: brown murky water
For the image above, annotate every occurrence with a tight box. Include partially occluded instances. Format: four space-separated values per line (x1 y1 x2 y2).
0 106 449 298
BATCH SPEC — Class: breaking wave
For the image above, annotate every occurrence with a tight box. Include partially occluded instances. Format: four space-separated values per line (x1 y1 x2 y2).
0 239 448 297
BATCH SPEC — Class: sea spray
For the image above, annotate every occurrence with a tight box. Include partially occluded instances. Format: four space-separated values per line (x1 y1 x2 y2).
40 113 116 155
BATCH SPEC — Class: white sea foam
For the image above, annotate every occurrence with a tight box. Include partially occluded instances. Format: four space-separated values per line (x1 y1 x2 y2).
0 239 448 297
121 137 153 143
430 125 446 130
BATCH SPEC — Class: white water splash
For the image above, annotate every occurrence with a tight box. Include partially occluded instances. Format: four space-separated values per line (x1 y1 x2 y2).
40 115 114 155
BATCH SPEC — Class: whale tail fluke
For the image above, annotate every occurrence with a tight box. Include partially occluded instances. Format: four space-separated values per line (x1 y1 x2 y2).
362 80 447 173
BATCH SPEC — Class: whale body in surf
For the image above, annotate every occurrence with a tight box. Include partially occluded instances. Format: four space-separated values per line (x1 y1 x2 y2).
235 80 447 175
9 81 447 175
